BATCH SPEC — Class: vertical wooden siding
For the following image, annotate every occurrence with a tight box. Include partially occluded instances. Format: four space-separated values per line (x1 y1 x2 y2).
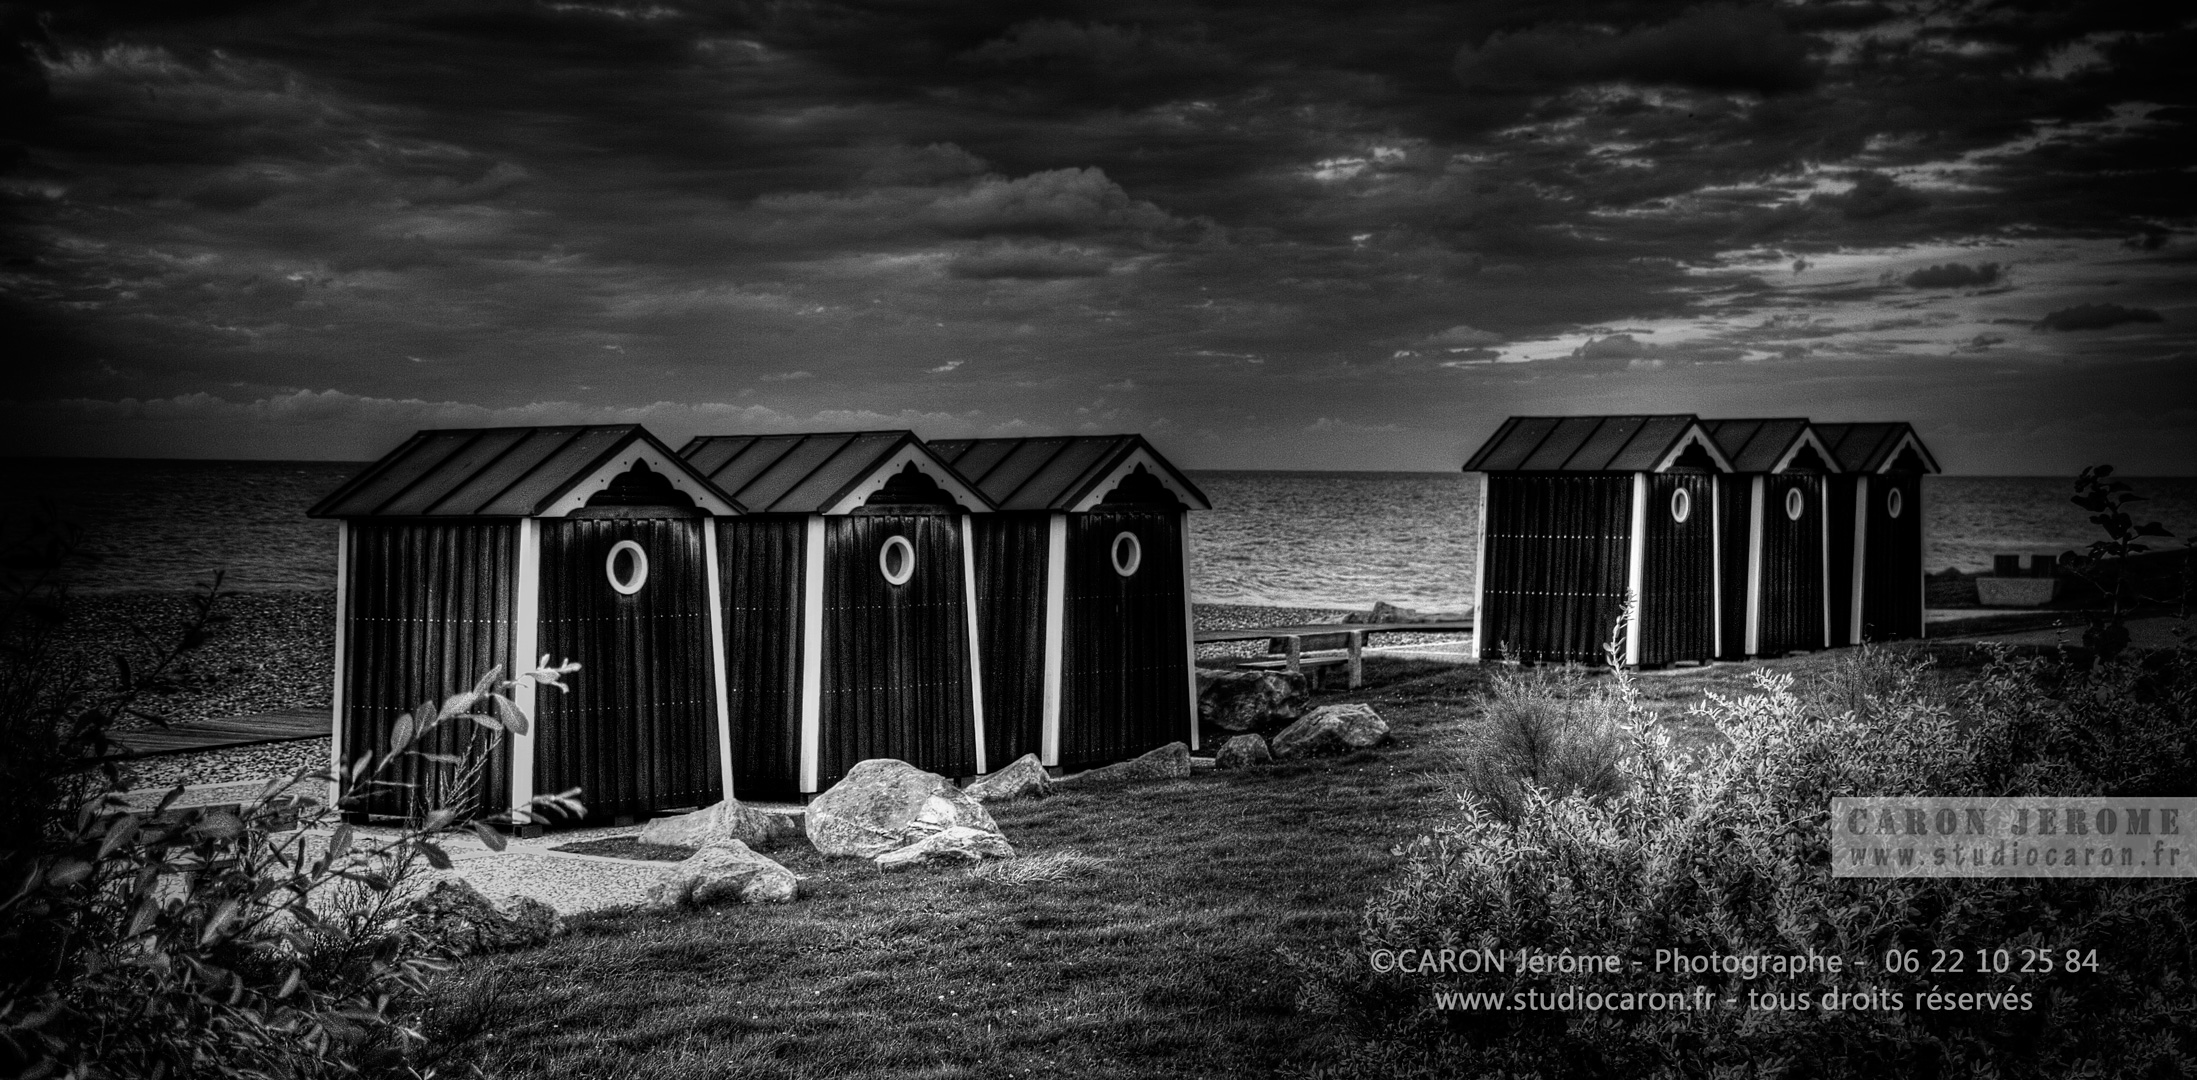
716 518 808 799
1060 510 1190 769
341 522 514 821
535 518 720 818
1862 473 1925 641
1641 473 1717 665
971 514 1047 768
1825 475 1860 648
1757 474 1826 655
1480 475 1631 664
1717 480 1753 660
818 513 978 787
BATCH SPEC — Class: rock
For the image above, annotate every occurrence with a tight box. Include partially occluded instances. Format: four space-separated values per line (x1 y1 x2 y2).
964 753 1054 802
638 799 801 851
1271 704 1390 759
1215 733 1272 770
805 759 998 859
1064 741 1192 786
1196 669 1309 733
401 878 565 956
646 839 799 909
1352 601 1468 625
874 826 1016 871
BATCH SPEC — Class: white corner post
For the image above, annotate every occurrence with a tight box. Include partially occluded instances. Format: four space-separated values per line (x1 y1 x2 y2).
1746 476 1764 657
959 515 990 775
328 521 350 806
799 514 826 793
1467 472 1489 662
1710 476 1723 659
1819 478 1832 649
703 521 734 803
510 517 541 824
1851 476 1869 645
1625 473 1647 667
1178 509 1200 751
1040 513 1067 767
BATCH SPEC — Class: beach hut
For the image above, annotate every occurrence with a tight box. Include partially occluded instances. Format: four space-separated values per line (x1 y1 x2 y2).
677 431 997 798
308 425 746 826
1463 415 1732 666
1812 423 1939 645
927 436 1211 770
1699 419 1843 658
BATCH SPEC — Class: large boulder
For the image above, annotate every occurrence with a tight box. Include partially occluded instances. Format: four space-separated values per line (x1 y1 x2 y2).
805 759 998 859
965 753 1054 802
875 826 1016 871
1197 669 1310 733
638 799 801 851
401 878 564 956
1215 733 1272 770
1064 741 1192 786
1271 703 1391 759
646 839 798 909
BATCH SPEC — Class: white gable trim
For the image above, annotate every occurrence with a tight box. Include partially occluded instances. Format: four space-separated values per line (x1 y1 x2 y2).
1067 447 1212 512
1876 430 1940 474
1651 425 1732 474
821 441 991 515
1771 427 1841 474
537 439 742 518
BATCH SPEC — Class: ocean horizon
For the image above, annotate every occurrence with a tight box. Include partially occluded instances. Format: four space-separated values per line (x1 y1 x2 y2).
5 458 2194 609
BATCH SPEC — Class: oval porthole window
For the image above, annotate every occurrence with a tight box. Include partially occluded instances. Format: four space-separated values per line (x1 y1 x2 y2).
1111 531 1143 577
1886 487 1904 519
1670 487 1692 524
879 535 915 586
1784 487 1806 521
605 540 649 595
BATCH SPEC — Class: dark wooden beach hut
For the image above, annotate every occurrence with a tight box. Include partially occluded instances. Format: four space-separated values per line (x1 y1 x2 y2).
308 425 747 825
1700 419 1843 659
1463 415 1732 666
677 431 997 798
1812 423 1939 645
927 436 1211 771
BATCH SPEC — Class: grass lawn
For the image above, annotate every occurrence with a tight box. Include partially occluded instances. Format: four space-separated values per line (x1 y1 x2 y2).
427 648 1941 1079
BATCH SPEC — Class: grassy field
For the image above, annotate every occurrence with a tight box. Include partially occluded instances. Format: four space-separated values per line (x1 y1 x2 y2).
425 647 1976 1079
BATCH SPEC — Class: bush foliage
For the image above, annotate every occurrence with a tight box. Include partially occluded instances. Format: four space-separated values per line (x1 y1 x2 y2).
1319 473 2197 1079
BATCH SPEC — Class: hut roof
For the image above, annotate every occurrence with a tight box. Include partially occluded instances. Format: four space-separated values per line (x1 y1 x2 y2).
928 435 1212 512
308 425 743 519
1462 415 1732 474
678 430 994 514
1811 422 1941 474
1699 418 1841 473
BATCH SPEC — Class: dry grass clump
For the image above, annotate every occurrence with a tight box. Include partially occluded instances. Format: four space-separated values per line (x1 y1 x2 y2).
1451 662 1629 822
965 849 1105 886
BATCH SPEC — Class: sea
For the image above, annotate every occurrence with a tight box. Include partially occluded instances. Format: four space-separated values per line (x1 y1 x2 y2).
4 459 2195 611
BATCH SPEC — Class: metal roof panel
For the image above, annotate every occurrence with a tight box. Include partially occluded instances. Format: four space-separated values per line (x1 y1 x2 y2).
1472 417 1560 472
312 431 475 517
377 428 536 516
1519 416 1607 471
773 432 909 512
1014 439 1122 509
1606 416 1693 471
473 427 635 516
427 428 586 515
1567 416 1646 470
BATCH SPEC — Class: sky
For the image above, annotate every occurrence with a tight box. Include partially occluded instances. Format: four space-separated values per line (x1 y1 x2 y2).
0 0 2191 473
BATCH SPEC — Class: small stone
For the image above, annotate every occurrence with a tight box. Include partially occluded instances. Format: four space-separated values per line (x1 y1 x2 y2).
1063 741 1192 786
638 800 800 850
646 839 799 909
1197 669 1309 733
1215 733 1272 770
964 753 1054 802
874 826 1016 870
805 759 998 859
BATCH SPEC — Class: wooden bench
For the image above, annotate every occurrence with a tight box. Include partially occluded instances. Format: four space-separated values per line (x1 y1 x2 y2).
1195 619 1475 689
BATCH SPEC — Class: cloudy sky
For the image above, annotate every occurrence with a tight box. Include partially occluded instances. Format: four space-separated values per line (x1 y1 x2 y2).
1 0 2190 472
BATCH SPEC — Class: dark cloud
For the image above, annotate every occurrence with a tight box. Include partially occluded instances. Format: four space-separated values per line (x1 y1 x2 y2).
1452 6 1820 97
2037 304 2165 332
946 243 1113 280
1812 172 1928 221
1904 263 2000 289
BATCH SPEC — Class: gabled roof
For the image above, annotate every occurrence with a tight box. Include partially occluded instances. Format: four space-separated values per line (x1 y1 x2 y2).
679 431 993 515
1811 422 1941 474
928 435 1212 512
1462 415 1731 473
1700 418 1840 474
309 425 743 519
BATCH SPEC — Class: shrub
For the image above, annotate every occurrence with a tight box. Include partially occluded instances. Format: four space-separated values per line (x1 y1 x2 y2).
0 518 583 1079
1314 473 2197 1079
1452 662 1629 824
